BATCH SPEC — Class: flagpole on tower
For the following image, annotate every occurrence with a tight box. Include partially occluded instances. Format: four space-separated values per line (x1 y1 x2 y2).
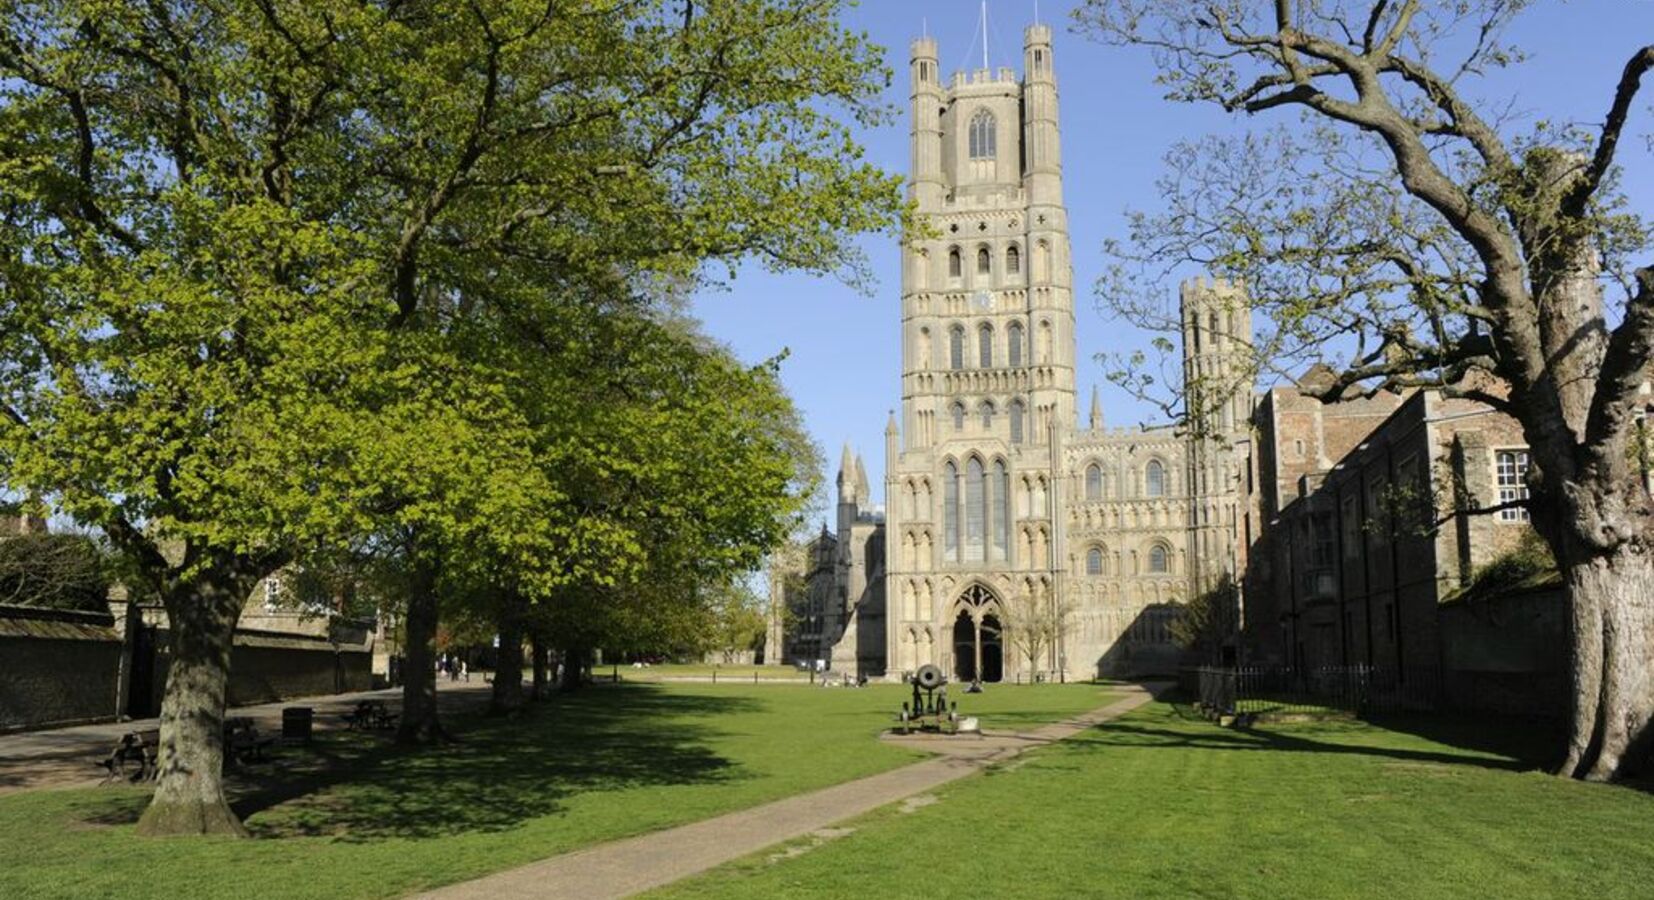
981 1 989 70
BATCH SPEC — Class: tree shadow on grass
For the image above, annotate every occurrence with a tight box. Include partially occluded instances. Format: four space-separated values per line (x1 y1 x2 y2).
1069 703 1542 773
78 685 764 841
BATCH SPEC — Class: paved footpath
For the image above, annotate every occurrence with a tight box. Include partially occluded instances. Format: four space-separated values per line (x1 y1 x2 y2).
413 681 1170 900
0 680 494 794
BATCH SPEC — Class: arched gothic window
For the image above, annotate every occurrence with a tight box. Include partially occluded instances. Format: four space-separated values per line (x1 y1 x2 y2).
944 461 959 562
1148 543 1170 574
966 457 986 562
980 401 995 430
968 109 997 159
1146 459 1167 497
1009 400 1025 444
993 460 1009 560
951 402 966 431
948 247 962 279
949 326 965 370
978 324 994 367
1006 244 1020 274
1086 547 1104 576
977 246 991 275
1007 321 1024 367
1085 463 1103 501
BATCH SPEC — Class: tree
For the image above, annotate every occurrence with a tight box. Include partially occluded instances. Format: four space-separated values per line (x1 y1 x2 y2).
1000 589 1075 682
1079 1 1653 779
0 532 111 612
1170 575 1239 665
702 578 770 664
0 0 899 834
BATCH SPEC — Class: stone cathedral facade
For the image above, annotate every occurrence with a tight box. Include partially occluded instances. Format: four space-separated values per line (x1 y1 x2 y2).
774 25 1254 682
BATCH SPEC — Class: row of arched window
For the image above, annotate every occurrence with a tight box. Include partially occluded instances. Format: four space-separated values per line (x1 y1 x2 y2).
947 320 1024 370
1083 460 1167 500
947 244 1020 279
949 399 1026 443
1084 543 1172 576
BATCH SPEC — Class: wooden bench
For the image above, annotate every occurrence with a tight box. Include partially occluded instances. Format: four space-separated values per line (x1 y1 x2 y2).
96 729 159 784
342 700 398 732
223 718 275 767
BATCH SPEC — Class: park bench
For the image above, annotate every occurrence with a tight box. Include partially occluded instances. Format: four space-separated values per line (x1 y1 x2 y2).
96 729 160 784
342 700 398 732
223 717 275 767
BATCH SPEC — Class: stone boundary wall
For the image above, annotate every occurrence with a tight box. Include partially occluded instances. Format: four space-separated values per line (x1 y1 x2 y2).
1438 588 1567 718
0 605 123 731
1 604 373 733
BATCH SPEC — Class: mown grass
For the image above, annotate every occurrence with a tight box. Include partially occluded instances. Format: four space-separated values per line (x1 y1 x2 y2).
650 702 1654 900
614 663 813 681
0 681 1114 900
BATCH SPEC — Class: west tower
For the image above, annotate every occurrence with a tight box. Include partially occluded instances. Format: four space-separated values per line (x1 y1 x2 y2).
885 25 1074 681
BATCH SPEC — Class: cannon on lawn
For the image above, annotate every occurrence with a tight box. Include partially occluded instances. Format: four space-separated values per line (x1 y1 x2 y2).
895 664 959 734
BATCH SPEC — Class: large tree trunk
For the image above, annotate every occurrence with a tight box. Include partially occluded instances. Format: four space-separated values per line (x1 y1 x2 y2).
1560 543 1654 781
531 635 549 701
398 558 447 744
561 646 589 691
491 600 526 715
136 571 252 837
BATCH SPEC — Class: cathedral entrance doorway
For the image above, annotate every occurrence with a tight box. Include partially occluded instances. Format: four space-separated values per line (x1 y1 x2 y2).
950 584 1003 683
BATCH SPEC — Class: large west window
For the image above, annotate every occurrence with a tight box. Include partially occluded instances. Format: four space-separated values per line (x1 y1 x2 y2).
1148 543 1170 574
1086 547 1104 575
1496 449 1530 522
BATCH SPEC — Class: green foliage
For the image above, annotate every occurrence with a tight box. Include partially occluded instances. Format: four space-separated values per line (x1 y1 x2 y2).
0 532 111 611
1169 575 1238 662
699 578 770 663
0 0 895 615
1448 527 1561 604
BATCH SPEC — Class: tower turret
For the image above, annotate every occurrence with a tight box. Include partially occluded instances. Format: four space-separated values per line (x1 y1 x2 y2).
1022 24 1061 207
909 37 945 210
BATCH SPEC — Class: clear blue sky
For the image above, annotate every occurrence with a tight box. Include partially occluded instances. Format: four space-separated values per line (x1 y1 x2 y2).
689 0 1654 517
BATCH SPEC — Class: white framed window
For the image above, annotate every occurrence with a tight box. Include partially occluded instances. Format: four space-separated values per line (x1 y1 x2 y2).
1496 449 1530 522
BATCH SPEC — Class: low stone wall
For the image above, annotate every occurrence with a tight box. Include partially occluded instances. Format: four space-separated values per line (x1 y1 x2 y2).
0 606 123 731
1 602 373 732
146 630 373 712
1438 588 1567 718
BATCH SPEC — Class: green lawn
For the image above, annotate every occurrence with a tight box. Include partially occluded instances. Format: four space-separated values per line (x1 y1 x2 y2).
0 681 1115 900
649 703 1654 900
613 663 813 681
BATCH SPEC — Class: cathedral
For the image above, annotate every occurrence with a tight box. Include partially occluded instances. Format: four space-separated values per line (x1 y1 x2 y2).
772 24 1254 682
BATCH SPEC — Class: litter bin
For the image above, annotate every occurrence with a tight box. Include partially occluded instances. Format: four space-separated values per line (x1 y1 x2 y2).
282 706 314 742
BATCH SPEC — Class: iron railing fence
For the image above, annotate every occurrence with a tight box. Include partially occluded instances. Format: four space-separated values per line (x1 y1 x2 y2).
1194 664 1441 718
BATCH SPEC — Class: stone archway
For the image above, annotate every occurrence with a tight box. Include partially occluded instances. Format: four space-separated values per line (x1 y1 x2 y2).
950 584 1004 684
